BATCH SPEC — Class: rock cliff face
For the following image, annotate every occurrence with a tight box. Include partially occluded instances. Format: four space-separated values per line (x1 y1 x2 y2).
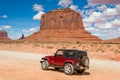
40 8 84 30
24 8 100 42
0 30 10 40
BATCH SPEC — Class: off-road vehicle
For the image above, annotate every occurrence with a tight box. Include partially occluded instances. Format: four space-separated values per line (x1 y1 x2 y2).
40 49 89 75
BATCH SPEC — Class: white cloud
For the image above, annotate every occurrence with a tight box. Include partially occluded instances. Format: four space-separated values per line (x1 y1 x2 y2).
33 4 44 11
83 11 105 23
88 0 120 4
83 4 120 23
33 11 45 20
118 28 120 31
95 22 113 29
0 25 11 29
112 19 120 26
97 5 107 10
116 4 120 9
33 4 45 20
29 28 36 32
58 0 73 8
92 33 102 36
82 4 120 39
22 29 28 33
83 23 92 27
22 27 39 38
69 5 78 10
3 25 11 29
103 8 120 17
0 27 2 30
1 15 8 18
22 27 39 34
93 19 120 29
85 27 95 31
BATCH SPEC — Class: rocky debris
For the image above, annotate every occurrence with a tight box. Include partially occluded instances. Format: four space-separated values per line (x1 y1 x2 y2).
24 8 101 42
0 30 10 40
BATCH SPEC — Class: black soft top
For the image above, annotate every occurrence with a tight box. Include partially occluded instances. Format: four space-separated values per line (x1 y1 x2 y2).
58 49 87 58
58 49 86 53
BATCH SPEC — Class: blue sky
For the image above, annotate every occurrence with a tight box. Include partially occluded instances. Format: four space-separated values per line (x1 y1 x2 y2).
0 0 120 40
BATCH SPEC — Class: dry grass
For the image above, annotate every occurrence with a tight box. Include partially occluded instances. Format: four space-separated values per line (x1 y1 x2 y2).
0 41 120 61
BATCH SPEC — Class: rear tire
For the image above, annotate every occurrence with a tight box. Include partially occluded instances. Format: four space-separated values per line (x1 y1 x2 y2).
64 63 74 75
41 60 49 70
81 56 89 67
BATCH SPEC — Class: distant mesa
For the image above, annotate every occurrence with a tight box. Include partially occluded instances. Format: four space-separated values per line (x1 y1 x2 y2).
0 30 10 41
23 8 101 42
108 37 120 42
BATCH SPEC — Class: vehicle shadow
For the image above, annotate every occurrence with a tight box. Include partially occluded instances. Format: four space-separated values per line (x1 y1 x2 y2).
74 72 90 76
48 68 90 75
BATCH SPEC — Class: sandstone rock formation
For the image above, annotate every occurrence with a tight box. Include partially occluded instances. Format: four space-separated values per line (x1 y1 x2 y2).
0 30 10 40
24 8 101 42
19 34 25 40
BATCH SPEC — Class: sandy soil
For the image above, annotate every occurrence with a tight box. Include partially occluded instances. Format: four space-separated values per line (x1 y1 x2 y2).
0 42 120 61
0 50 120 80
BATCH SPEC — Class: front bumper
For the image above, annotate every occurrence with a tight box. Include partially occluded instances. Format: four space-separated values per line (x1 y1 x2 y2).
40 59 44 63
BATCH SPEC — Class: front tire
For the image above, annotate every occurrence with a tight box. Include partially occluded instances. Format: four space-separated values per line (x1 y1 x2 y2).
41 60 49 70
64 63 74 75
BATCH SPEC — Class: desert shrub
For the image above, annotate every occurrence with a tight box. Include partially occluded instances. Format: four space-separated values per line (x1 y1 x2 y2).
88 43 94 47
62 46 66 49
96 48 105 52
106 44 111 48
114 50 120 54
82 45 85 49
33 42 40 47
72 46 76 49
46 46 54 49
23 41 29 44
75 41 81 44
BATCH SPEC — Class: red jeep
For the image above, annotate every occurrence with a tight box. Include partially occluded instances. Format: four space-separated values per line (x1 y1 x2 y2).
40 49 89 75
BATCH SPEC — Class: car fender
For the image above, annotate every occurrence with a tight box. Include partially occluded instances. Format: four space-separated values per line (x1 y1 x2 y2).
64 60 76 66
41 57 53 64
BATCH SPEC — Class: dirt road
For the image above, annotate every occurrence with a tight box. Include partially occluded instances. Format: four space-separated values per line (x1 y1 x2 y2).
0 50 120 80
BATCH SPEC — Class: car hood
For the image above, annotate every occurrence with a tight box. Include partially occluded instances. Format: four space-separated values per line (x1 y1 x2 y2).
43 55 54 59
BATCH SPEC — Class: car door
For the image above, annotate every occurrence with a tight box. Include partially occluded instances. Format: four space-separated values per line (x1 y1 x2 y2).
52 50 65 66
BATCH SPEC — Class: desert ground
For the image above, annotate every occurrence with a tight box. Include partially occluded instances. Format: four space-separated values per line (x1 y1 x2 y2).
0 50 120 80
0 42 120 80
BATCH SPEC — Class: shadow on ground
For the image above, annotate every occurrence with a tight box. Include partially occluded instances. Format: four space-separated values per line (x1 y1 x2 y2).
47 68 90 76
